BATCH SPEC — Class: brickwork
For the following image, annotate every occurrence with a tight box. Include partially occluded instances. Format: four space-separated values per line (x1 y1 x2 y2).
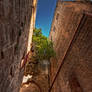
49 1 92 92
0 0 37 92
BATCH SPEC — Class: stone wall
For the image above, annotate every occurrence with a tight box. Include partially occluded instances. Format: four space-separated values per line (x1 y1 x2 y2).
0 0 37 92
49 1 92 92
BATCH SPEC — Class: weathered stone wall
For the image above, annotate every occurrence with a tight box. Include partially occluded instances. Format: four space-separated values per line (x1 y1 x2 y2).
49 1 92 92
0 0 37 92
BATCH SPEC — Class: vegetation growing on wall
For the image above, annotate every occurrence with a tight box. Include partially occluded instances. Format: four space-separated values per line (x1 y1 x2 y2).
32 28 56 61
24 28 55 75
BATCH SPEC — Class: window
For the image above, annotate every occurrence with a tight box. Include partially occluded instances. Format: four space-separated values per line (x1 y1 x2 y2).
56 13 59 20
19 29 22 37
21 22 24 27
51 36 52 41
1 51 4 59
53 26 56 32
10 66 14 77
14 44 18 55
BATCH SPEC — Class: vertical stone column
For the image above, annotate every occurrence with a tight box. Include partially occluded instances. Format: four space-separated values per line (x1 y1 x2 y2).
27 0 37 53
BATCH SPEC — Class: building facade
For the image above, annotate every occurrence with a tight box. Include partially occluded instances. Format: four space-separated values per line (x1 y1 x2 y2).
0 0 37 92
49 1 92 92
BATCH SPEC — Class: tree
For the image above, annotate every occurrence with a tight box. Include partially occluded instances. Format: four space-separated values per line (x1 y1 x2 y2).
32 28 56 61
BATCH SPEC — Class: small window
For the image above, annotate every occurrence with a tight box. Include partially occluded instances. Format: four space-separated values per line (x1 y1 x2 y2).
1 51 4 59
19 29 22 37
56 13 59 20
53 26 56 32
10 66 14 77
51 36 52 41
10 67 13 76
14 44 18 55
21 22 24 27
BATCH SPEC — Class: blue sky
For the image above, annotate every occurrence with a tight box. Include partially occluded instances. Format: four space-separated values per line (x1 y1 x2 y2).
35 0 57 37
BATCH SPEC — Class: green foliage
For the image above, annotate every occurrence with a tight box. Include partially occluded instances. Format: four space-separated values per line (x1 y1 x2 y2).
32 28 55 61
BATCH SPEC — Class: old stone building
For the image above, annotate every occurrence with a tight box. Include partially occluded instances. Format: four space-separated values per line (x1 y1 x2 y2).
49 1 92 92
0 0 37 92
